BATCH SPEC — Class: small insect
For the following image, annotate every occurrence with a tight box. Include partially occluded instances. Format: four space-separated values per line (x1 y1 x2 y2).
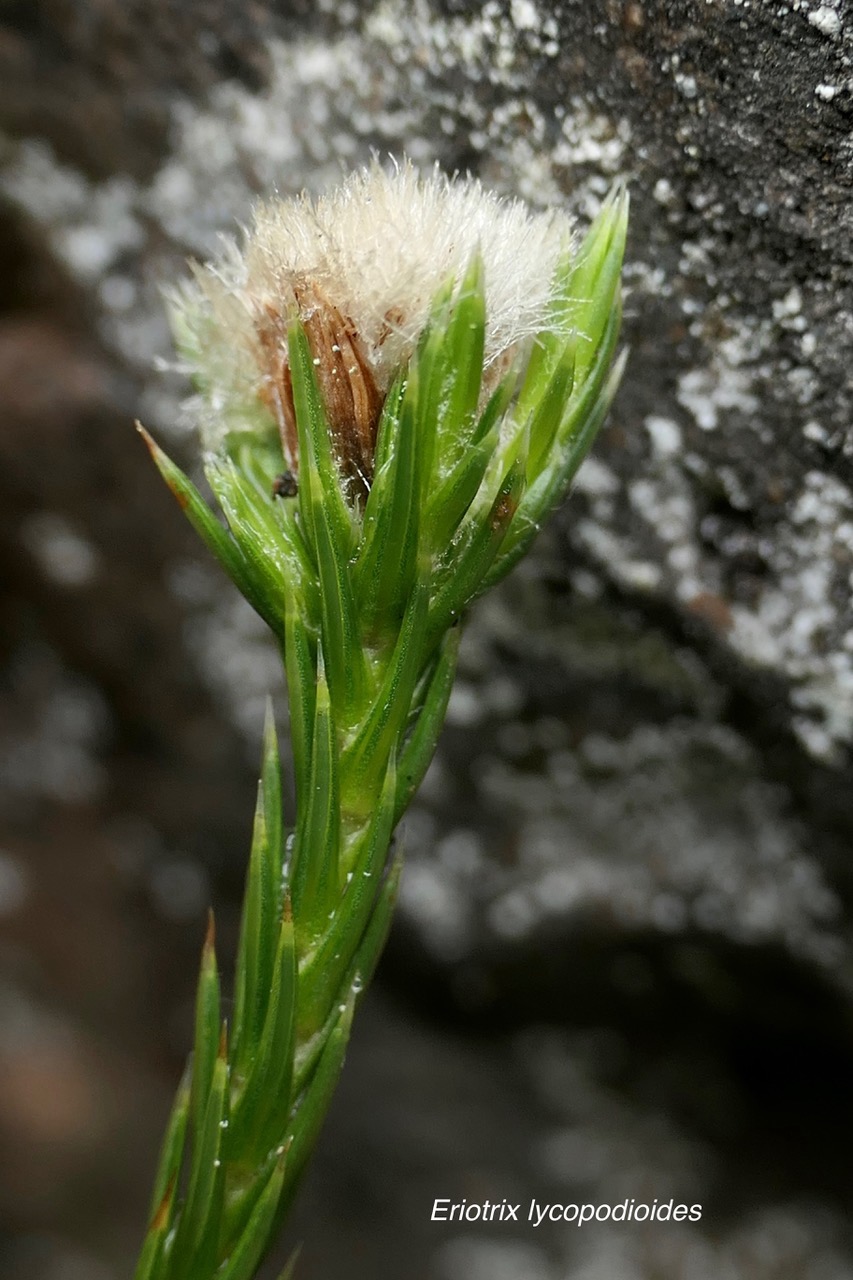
272 470 298 498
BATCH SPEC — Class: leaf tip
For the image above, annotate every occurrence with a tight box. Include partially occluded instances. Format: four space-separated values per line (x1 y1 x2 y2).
136 421 190 509
204 907 216 955
135 418 153 443
150 1173 176 1231
262 697 280 762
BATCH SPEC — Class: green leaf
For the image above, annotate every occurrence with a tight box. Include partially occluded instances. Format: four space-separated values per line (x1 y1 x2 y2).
137 426 279 633
214 1148 288 1280
229 902 297 1161
511 184 627 459
231 782 279 1084
554 317 625 484
526 339 576 481
432 254 486 479
485 316 625 591
471 363 519 447
394 624 461 824
133 1188 171 1280
278 993 355 1220
260 702 284 881
427 449 526 646
226 428 287 498
513 252 576 430
169 1031 229 1277
420 365 518 556
560 185 629 381
408 311 447 501
204 456 294 636
144 1062 191 1228
354 366 420 638
371 375 406 478
299 756 397 1027
281 581 317 811
192 912 221 1147
361 255 487 585
306 476 366 721
348 849 403 996
206 454 309 584
340 577 428 818
291 658 339 942
286 321 367 717
423 419 498 555
269 487 317 588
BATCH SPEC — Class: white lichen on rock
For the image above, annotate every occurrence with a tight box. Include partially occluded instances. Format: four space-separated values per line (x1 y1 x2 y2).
808 4 842 37
402 707 844 971
730 470 853 762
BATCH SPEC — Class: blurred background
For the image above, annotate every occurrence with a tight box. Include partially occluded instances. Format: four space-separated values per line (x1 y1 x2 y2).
1 1 853 1277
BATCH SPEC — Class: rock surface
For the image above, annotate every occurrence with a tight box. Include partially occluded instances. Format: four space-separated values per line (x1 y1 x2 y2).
1 2 852 1278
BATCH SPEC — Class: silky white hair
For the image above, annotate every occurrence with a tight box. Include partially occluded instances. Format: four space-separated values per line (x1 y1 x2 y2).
172 159 576 450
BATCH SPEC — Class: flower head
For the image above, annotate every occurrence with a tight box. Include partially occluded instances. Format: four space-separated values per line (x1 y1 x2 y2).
153 160 626 677
171 160 575 496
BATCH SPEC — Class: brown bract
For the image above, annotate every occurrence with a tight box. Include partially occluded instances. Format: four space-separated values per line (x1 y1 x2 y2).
256 281 384 503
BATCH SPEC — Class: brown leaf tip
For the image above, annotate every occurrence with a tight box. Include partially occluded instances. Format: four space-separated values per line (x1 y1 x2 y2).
136 421 190 509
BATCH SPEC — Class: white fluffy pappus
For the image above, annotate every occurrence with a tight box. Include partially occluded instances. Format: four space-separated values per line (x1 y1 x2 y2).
170 159 576 480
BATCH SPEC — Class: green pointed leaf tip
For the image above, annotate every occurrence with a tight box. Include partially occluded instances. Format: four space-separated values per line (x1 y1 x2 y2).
291 658 340 936
230 780 279 1080
136 425 282 635
191 910 221 1146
